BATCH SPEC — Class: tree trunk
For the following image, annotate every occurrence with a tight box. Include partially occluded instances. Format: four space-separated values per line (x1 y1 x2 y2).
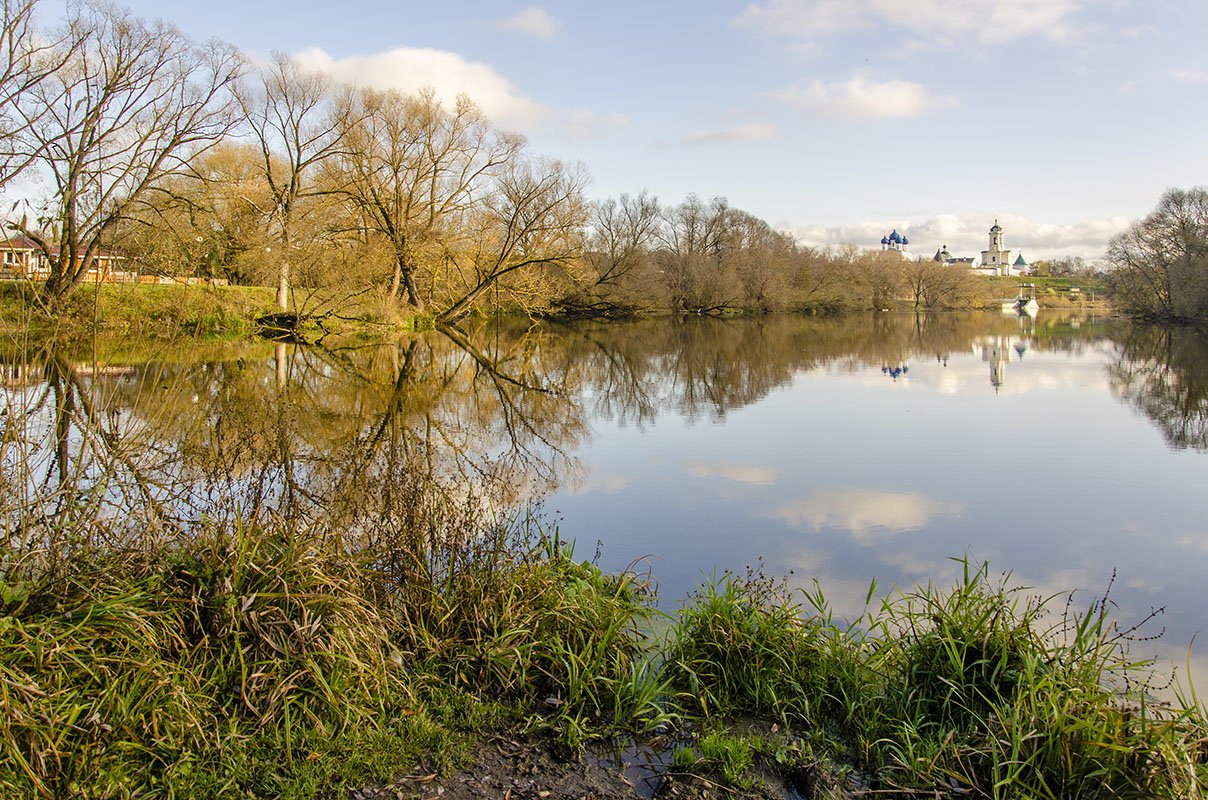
277 261 290 310
396 253 424 310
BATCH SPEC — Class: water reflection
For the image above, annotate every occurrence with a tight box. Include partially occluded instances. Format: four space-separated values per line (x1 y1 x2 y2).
4 312 1195 534
3 312 1208 694
769 490 963 537
1108 324 1208 451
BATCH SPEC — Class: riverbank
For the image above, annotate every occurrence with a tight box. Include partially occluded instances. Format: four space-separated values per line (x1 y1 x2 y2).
2 494 1204 799
0 279 1114 346
0 281 432 341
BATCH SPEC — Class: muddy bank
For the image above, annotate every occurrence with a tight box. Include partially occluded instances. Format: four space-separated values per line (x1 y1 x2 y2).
353 726 848 800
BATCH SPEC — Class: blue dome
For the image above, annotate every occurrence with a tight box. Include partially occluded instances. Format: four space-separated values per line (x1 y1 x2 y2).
881 236 889 245
901 236 909 245
889 229 901 243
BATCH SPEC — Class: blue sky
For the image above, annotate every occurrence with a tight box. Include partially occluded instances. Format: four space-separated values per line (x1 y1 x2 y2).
59 0 1208 260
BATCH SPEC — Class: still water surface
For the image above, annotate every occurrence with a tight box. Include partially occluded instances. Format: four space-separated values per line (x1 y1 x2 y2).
4 312 1207 689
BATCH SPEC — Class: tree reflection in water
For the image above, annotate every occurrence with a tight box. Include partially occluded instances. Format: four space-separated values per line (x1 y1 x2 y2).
1108 323 1208 451
9 311 1203 553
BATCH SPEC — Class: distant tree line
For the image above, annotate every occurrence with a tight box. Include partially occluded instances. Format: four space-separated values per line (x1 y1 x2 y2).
0 0 996 321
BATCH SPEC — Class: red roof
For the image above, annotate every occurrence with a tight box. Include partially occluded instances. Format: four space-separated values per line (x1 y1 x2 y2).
0 235 42 251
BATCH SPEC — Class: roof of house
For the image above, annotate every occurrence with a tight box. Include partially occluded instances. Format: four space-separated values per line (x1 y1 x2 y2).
0 235 42 251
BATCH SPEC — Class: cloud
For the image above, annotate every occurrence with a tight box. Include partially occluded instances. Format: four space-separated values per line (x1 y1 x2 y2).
680 122 778 145
292 45 549 131
497 7 560 39
769 489 961 538
788 212 1132 261
736 0 1085 47
1170 69 1208 84
685 460 778 485
779 78 951 119
561 109 631 140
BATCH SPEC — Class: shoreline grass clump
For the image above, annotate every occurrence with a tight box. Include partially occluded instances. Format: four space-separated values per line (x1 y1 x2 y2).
0 476 662 796
666 560 1208 797
0 523 419 798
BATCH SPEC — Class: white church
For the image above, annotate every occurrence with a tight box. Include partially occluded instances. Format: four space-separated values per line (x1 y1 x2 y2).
882 220 1031 277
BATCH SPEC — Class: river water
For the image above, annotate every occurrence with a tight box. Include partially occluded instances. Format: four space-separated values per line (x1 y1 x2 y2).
4 311 1207 691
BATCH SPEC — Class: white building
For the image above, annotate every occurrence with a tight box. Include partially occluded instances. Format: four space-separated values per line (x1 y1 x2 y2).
876 220 1032 277
975 220 1012 277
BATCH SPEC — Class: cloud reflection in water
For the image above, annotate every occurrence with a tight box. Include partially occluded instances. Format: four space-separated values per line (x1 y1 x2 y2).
770 489 962 538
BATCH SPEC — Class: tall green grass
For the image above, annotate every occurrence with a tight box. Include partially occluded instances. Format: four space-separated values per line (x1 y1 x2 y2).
0 477 661 796
666 560 1208 797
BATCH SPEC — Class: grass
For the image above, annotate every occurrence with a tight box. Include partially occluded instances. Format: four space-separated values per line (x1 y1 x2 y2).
0 471 663 796
0 280 430 341
665 560 1208 797
2 477 1206 798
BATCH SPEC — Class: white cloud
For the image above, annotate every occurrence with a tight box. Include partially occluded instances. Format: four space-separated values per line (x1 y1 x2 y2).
788 212 1132 261
779 77 951 119
736 0 1085 47
1170 69 1208 84
680 122 778 145
497 7 560 39
769 488 961 538
561 109 631 140
292 45 549 131
684 460 778 485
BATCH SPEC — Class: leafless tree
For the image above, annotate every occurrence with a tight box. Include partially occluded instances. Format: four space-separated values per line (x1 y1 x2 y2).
6 2 242 305
901 258 984 309
0 0 80 188
656 195 742 312
335 87 523 310
238 51 344 310
1109 187 1208 321
436 156 588 324
587 191 661 289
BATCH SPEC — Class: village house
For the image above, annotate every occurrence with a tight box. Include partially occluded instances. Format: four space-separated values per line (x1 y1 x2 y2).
0 236 130 282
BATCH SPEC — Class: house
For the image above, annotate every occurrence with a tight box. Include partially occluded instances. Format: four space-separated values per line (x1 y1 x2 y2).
932 244 975 268
0 236 128 282
0 235 46 276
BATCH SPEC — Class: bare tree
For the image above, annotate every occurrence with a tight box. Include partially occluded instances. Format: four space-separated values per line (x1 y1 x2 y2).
0 0 81 189
6 2 242 305
720 209 796 311
117 142 274 283
1109 187 1208 321
657 195 742 313
587 191 661 289
900 258 984 309
436 156 588 324
335 87 522 310
238 51 344 310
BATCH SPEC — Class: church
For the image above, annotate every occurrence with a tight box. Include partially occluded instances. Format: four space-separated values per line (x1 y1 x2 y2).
975 220 1011 276
923 220 1031 277
878 229 911 258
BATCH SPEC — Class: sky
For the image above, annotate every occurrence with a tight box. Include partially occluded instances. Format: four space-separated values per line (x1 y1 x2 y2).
41 0 1208 261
